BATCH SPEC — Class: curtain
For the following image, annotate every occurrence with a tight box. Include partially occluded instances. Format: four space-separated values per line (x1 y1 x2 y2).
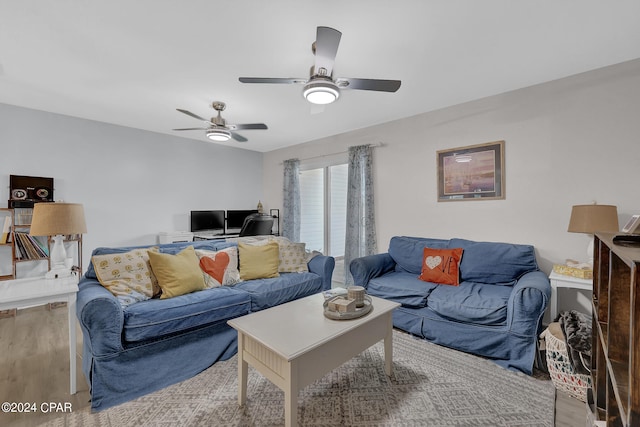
344 145 377 285
282 158 301 242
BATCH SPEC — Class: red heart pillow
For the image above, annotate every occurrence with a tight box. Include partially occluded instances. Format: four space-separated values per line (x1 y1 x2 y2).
418 247 464 286
199 252 230 286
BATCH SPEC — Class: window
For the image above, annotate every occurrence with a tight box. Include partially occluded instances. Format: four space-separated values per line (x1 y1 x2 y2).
300 162 348 284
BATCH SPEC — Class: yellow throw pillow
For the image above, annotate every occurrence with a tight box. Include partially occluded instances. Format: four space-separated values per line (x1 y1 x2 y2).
238 241 280 281
92 248 160 306
148 246 206 299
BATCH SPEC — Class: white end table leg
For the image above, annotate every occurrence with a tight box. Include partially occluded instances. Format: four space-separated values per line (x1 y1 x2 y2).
68 294 77 395
384 314 393 377
550 282 558 320
284 360 298 427
238 333 247 406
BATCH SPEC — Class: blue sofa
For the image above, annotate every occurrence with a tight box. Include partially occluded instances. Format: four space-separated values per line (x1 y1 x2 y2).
349 236 550 374
76 239 334 411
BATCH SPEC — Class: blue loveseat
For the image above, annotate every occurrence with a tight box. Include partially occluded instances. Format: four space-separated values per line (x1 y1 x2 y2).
76 239 334 411
350 236 550 374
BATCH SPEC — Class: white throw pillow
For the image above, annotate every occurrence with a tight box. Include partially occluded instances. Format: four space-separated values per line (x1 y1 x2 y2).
195 247 240 287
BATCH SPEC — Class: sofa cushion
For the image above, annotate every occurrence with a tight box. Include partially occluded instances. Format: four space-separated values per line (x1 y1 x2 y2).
233 271 323 311
426 281 512 325
449 238 538 285
159 240 236 255
388 236 450 274
419 247 464 286
148 246 206 299
91 247 160 306
273 237 309 273
367 271 439 308
122 286 251 343
85 240 237 280
238 241 280 280
196 247 241 287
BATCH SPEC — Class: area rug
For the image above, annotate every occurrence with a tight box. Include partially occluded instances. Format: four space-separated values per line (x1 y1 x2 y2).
45 330 554 426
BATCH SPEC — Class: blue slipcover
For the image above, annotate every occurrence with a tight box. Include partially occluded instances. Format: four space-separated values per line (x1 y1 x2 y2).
350 236 550 374
77 240 335 411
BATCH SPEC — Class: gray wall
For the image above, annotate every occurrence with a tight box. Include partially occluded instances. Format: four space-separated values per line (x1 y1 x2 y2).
0 103 263 276
263 58 640 317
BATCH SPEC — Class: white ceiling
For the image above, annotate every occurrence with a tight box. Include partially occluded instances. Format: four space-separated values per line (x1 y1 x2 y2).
1 1 640 152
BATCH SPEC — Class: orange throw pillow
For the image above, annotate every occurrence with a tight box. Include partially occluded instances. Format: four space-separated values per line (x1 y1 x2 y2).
199 251 230 285
419 247 464 286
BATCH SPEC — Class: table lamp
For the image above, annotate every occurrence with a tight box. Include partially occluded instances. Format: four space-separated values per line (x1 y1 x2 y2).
568 203 618 263
29 202 87 279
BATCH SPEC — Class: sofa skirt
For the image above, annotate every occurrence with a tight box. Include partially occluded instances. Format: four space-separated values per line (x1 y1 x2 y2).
392 306 537 374
86 319 239 411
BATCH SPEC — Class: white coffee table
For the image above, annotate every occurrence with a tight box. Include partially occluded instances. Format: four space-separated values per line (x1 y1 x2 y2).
228 293 399 427
0 274 79 394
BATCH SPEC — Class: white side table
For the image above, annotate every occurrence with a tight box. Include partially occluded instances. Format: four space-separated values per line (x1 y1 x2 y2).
548 271 592 320
0 274 79 394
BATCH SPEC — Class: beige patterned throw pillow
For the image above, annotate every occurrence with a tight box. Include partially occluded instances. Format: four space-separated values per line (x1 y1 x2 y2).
273 237 308 273
92 248 160 306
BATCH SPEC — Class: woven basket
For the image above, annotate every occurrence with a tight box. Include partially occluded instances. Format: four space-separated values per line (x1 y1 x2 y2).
541 323 592 402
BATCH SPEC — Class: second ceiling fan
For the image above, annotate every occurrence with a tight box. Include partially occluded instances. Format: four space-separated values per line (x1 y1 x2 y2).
173 101 267 142
239 26 401 105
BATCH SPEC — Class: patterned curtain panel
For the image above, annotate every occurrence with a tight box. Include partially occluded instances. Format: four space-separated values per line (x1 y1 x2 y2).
282 158 301 242
344 145 377 285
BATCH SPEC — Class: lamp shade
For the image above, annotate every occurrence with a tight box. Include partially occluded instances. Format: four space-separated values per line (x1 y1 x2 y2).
29 203 87 236
568 204 619 234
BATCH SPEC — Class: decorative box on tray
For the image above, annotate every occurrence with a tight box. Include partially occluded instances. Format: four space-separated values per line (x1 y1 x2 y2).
327 296 356 313
324 294 373 320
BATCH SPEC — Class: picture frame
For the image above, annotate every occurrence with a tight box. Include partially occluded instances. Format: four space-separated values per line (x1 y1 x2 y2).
437 140 505 202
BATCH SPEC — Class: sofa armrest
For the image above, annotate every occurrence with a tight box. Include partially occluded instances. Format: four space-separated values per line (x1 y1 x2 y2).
307 255 335 291
507 270 551 336
349 253 396 289
76 277 125 356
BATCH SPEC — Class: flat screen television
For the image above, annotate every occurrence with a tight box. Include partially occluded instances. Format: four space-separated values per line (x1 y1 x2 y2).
226 209 259 230
190 210 225 234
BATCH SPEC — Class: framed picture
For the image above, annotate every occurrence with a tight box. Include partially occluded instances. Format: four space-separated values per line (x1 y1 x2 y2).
437 140 505 202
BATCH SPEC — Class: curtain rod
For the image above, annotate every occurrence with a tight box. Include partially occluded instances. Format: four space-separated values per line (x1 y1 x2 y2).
281 142 384 164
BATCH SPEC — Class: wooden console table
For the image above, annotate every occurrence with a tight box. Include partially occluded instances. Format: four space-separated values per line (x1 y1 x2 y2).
591 233 639 426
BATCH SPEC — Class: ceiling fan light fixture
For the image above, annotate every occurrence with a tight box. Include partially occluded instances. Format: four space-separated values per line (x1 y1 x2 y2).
206 128 232 141
303 80 340 105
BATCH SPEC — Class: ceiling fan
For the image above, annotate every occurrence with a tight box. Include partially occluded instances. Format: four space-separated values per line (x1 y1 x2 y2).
239 26 401 105
173 101 267 142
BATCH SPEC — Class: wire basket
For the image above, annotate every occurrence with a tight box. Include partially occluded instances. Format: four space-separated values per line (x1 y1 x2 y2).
540 323 592 402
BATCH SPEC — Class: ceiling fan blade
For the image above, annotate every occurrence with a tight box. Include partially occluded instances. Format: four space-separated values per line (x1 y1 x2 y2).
176 108 209 122
314 26 341 77
337 78 401 92
230 132 248 142
229 123 268 130
239 77 306 84
172 127 207 131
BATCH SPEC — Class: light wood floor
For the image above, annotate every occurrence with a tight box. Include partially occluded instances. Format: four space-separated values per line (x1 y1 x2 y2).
0 305 587 427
